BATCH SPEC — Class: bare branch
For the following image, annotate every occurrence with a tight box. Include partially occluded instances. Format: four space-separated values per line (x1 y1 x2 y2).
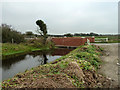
36 27 43 36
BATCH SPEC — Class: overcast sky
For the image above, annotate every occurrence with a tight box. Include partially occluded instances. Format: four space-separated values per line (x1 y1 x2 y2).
1 0 118 34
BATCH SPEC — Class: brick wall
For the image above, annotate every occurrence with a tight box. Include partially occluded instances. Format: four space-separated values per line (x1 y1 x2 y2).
51 37 95 47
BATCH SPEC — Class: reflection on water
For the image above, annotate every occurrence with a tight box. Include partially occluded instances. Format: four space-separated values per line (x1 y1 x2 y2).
2 55 27 70
1 48 74 81
52 48 73 56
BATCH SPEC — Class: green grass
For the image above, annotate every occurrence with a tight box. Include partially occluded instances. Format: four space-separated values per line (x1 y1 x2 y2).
2 43 50 59
2 43 29 55
52 45 103 70
95 35 120 43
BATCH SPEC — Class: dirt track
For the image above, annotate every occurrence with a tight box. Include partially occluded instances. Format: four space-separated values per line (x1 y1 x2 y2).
94 43 119 88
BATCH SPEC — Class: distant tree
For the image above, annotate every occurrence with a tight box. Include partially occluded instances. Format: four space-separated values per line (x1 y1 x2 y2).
80 33 86 36
90 32 99 36
26 31 34 38
74 33 81 36
36 20 48 45
64 33 73 37
1 24 24 43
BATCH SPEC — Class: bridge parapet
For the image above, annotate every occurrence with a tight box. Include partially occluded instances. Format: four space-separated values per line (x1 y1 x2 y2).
51 37 95 47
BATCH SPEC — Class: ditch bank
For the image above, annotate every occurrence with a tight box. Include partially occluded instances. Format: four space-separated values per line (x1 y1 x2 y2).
2 43 52 60
2 48 50 60
2 45 112 88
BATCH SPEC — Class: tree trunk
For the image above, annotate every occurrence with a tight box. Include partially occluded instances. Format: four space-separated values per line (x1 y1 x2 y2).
43 36 47 45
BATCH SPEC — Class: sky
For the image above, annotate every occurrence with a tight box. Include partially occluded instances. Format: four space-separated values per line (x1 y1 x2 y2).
1 0 119 35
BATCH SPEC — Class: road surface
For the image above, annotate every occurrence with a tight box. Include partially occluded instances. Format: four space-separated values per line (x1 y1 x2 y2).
93 43 120 88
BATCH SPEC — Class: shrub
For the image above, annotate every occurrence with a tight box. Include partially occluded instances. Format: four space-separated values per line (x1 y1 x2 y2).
1 24 24 43
25 38 43 48
25 38 55 49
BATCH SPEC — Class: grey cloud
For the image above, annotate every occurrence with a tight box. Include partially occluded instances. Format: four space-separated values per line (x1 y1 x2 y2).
2 1 118 34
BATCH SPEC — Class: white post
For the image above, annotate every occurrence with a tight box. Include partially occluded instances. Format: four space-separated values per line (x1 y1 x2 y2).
92 36 95 38
87 39 90 45
106 38 108 42
12 38 14 44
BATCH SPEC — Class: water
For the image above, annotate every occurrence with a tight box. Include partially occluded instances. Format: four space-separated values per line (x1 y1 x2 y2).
1 48 74 81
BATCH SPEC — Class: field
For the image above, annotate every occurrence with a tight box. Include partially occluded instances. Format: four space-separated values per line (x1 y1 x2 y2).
95 35 120 43
74 35 120 43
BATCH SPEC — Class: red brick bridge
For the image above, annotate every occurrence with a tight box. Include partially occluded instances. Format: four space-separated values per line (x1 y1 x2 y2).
51 37 95 48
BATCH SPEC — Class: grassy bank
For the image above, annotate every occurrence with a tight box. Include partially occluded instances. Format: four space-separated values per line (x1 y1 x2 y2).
2 43 50 60
2 45 111 88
